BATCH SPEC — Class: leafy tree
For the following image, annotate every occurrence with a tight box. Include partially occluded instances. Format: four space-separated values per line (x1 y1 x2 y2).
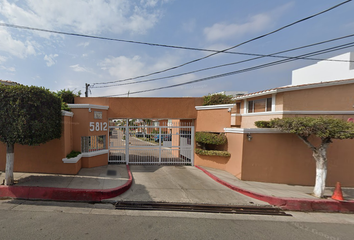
256 117 354 198
203 93 234 106
0 85 62 185
54 89 81 104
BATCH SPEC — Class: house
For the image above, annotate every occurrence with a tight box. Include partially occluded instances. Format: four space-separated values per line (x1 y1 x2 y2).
195 52 354 187
0 79 18 86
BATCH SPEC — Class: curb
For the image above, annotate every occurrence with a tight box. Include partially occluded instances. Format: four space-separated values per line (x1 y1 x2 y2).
196 166 354 213
0 165 132 202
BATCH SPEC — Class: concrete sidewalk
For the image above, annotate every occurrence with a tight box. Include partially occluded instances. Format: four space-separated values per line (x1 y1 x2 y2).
0 165 129 189
104 165 269 206
197 166 354 213
200 166 354 201
0 165 132 202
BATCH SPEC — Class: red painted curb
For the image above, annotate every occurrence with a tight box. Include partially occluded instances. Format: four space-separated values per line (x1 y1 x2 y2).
0 165 132 202
196 166 354 213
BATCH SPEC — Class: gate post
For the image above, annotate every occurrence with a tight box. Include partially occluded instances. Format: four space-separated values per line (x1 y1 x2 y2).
191 126 195 166
158 126 162 164
125 118 129 165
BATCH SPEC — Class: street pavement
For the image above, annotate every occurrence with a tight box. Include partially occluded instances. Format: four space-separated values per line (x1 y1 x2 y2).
0 200 354 240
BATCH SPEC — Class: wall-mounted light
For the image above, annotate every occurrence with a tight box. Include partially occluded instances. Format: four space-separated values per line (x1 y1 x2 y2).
247 133 252 141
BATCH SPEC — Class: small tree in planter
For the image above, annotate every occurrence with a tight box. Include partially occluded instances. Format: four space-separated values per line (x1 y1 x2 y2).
255 117 354 198
0 85 62 185
195 132 230 157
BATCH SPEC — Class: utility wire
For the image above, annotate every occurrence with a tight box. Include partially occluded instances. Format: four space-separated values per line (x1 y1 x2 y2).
92 34 354 88
0 23 282 56
92 0 352 85
99 41 354 97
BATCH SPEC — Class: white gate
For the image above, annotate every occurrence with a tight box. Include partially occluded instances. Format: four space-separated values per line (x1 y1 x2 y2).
109 121 194 165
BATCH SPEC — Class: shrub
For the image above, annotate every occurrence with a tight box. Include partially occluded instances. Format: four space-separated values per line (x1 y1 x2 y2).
195 149 230 157
203 94 234 106
254 120 272 128
66 151 81 159
195 132 227 145
61 102 71 111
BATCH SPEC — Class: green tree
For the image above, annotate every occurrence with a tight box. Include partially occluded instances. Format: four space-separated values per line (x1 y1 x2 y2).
203 93 234 106
256 117 354 198
0 85 62 185
55 89 81 104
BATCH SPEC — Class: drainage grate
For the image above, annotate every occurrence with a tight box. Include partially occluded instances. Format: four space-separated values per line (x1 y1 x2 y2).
106 170 117 176
115 201 292 216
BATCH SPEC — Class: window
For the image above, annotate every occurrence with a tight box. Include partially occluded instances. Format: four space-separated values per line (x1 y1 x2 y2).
248 98 272 113
81 135 106 152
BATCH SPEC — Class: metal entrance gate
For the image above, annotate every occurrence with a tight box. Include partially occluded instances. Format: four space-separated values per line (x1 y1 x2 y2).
109 121 194 165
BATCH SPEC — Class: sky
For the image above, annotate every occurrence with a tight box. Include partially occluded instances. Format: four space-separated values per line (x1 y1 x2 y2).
0 0 354 97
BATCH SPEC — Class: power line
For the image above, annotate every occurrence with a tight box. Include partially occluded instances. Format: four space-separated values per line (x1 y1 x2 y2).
92 0 352 85
98 41 354 97
91 34 354 88
0 23 279 56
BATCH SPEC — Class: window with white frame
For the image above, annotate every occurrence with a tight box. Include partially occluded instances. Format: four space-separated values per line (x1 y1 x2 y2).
247 98 272 113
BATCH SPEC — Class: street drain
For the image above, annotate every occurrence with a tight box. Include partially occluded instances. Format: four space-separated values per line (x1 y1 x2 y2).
107 170 117 176
115 201 292 216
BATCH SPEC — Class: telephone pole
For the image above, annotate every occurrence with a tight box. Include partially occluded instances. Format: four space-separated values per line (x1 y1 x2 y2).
85 83 90 97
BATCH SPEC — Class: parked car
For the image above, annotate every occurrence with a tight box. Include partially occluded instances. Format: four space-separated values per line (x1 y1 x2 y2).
136 132 143 138
164 134 172 141
154 134 161 142
155 134 172 142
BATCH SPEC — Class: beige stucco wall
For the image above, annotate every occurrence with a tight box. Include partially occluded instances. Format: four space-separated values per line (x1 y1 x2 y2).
196 109 231 132
282 83 354 111
0 115 81 175
75 97 203 119
240 133 354 187
195 133 244 179
240 114 283 128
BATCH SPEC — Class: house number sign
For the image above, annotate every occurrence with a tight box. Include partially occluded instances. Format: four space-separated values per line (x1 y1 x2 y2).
89 122 108 132
94 111 103 119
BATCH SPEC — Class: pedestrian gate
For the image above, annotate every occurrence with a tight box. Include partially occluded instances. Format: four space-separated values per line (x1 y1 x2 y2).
108 121 194 165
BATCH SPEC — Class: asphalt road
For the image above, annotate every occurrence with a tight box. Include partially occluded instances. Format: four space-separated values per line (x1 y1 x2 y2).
0 200 353 240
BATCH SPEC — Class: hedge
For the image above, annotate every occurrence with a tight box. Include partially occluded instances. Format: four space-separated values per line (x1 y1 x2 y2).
195 132 227 145
203 93 234 106
195 149 230 157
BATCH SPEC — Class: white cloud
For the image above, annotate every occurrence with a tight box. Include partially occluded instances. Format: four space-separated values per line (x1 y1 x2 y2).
99 55 146 79
95 54 180 97
204 3 293 42
99 54 178 80
70 64 91 73
1 65 15 72
204 14 271 42
0 28 36 58
78 42 90 47
0 0 166 35
140 0 171 7
0 55 7 63
44 54 58 67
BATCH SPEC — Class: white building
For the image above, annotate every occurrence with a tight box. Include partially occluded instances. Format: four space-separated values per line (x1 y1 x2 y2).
292 52 354 85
